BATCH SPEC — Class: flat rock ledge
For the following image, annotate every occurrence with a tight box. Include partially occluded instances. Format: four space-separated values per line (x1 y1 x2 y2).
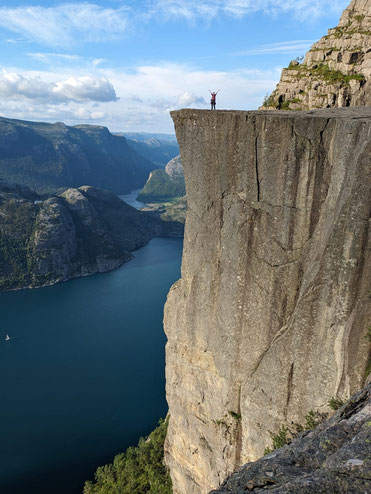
210 384 371 494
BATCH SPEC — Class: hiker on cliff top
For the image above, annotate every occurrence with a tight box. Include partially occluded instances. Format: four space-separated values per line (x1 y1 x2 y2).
209 90 219 110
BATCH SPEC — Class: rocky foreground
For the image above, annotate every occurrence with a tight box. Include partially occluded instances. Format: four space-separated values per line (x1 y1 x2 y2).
210 383 371 493
0 182 178 291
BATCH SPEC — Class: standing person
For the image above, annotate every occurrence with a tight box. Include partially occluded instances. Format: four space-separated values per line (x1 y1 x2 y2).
209 90 219 109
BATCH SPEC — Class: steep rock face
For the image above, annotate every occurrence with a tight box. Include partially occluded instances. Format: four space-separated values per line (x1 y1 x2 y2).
164 108 371 494
262 0 371 110
210 384 371 493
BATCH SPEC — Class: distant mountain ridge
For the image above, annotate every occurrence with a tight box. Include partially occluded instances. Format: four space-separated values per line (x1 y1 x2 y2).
121 132 179 167
122 132 177 142
0 117 155 194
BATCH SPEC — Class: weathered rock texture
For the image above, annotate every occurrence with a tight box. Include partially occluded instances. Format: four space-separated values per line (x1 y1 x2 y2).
210 384 371 493
261 0 371 110
164 108 371 494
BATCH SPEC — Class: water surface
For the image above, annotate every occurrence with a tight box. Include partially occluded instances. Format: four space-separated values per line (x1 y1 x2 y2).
0 237 182 494
119 189 146 209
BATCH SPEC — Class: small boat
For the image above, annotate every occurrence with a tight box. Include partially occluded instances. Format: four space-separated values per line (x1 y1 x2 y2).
5 334 10 341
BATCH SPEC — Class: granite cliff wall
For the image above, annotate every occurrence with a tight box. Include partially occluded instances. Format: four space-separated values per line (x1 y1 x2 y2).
164 108 371 494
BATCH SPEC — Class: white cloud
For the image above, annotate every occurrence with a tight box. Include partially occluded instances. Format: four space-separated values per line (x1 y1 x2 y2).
177 91 207 107
28 53 82 63
0 71 118 103
0 1 348 48
0 62 281 131
0 3 129 46
149 0 347 21
52 76 118 102
237 40 315 56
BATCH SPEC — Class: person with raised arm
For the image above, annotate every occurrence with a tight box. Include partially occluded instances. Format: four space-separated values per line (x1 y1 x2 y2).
209 89 219 109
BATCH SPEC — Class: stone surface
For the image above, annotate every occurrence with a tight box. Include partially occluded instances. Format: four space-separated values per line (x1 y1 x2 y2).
210 384 371 493
261 0 371 110
164 108 371 494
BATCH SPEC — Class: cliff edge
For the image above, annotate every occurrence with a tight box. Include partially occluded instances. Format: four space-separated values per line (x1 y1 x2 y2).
164 108 371 494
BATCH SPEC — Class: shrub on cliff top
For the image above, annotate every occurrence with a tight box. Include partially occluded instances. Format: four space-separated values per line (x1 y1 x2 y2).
84 418 172 494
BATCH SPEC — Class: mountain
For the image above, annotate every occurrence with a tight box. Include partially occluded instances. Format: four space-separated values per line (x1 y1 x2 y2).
261 0 370 110
121 132 179 167
122 132 177 143
0 181 171 291
138 155 185 201
0 117 155 195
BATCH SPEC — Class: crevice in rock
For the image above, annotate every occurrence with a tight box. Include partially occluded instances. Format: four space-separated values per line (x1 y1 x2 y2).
255 134 261 202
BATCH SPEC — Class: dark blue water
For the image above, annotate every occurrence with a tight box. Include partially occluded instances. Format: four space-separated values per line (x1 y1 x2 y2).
0 237 182 494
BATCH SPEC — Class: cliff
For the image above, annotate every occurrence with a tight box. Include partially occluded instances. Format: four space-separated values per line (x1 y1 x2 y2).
164 108 371 493
0 117 155 194
0 183 166 290
211 383 371 493
261 0 371 110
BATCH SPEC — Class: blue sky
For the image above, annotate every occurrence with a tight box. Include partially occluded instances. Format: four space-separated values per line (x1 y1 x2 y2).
0 0 349 132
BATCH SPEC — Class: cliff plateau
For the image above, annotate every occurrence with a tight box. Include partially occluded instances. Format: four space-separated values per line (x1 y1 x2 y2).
164 108 371 494
262 0 371 110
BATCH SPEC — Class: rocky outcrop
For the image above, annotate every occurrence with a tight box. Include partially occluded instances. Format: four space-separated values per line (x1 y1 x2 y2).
0 182 166 290
0 117 155 194
261 0 371 110
210 384 371 493
138 155 185 202
164 108 371 494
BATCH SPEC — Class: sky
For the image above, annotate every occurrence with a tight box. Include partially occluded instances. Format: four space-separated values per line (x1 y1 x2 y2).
0 0 350 133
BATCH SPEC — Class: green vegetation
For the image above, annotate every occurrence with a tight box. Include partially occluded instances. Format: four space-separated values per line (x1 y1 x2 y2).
228 410 241 420
264 409 328 455
280 98 302 111
160 196 187 225
328 397 345 411
262 93 277 108
84 418 172 494
304 410 326 430
286 62 365 86
264 425 289 455
138 169 185 202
